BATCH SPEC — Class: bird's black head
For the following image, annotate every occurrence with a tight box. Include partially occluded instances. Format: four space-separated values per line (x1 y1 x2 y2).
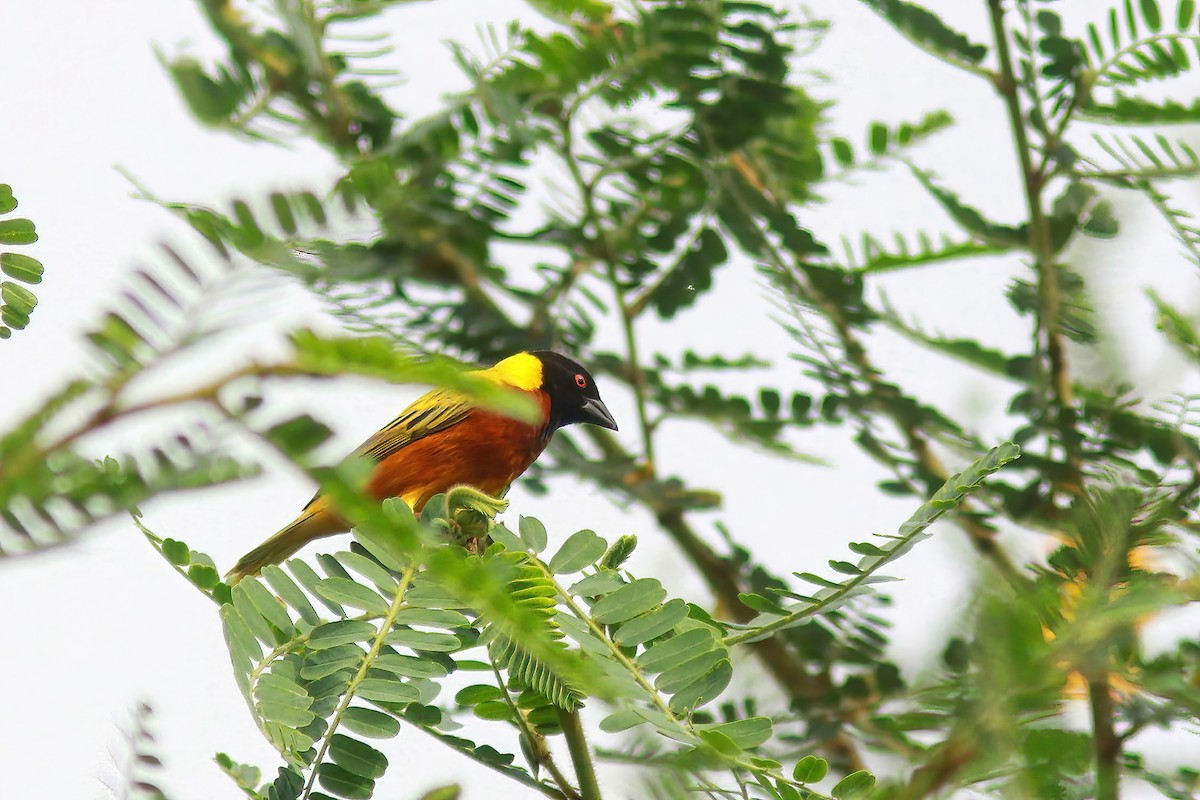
531 351 618 432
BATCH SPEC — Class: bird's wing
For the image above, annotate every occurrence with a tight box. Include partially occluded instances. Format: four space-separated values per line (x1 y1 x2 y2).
300 387 475 510
355 387 476 463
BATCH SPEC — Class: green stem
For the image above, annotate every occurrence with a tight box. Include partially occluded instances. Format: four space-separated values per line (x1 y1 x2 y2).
986 0 1081 490
412 722 571 799
136 519 222 606
557 708 603 800
489 659 581 800
300 563 418 800
1089 674 1120 800
1080 165 1200 182
607 261 656 466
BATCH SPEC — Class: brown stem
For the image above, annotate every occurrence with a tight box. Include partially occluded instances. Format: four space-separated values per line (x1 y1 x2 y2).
896 732 978 800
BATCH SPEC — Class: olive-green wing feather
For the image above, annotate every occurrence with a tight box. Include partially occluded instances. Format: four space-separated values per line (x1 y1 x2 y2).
355 387 475 462
300 387 475 510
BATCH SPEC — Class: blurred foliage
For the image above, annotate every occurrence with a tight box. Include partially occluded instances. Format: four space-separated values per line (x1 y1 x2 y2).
5 0 1200 799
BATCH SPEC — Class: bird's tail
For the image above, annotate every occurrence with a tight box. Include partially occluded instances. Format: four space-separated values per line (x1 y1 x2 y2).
227 503 342 585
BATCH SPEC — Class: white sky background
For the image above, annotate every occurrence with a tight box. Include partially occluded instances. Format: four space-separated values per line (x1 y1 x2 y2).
2 1 1200 798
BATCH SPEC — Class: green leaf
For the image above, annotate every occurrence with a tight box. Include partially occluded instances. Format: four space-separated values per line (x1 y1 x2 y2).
301 645 363 680
316 578 391 614
644 227 729 319
599 709 647 733
696 717 773 749
189 564 220 591
329 734 389 780
0 219 37 245
1179 0 1196 29
264 414 333 455
473 701 514 721
589 578 668 624
341 706 401 739
868 121 889 155
291 559 346 617
373 654 449 679
600 534 638 569
353 501 419 571
270 192 298 235
161 538 190 565
738 591 786 615
256 700 315 729
419 787 461 800
256 673 312 709
613 598 690 646
1140 0 1162 31
1 282 37 315
909 166 1027 247
263 565 322 625
847 230 1002 275
832 770 877 799
547 529 607 574
831 137 854 166
0 253 44 284
317 762 374 800
1081 200 1119 238
392 608 471 628
231 583 279 644
0 185 15 214
862 0 988 66
656 649 726 694
728 443 1021 646
488 523 526 553
385 628 463 652
518 515 548 552
698 728 742 756
308 620 378 650
239 578 295 634
640 629 719 673
336 551 400 595
668 658 732 713
794 755 829 783
355 678 420 703
570 571 627 598
455 684 503 705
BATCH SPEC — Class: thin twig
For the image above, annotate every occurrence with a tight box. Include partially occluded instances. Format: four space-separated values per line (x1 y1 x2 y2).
558 116 656 467
987 0 1082 493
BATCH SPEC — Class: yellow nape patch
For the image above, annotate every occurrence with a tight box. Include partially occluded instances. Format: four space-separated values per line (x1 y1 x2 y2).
477 352 543 391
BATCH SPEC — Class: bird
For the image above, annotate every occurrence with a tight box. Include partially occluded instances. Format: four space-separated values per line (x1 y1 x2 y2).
226 350 617 583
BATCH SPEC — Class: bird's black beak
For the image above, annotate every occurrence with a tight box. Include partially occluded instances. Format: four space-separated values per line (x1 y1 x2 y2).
579 397 618 431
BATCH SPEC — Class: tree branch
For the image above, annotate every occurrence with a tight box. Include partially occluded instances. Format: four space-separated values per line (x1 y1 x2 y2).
986 0 1082 493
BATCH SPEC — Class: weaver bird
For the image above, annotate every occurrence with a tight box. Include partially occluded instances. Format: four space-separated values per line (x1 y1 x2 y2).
227 351 617 583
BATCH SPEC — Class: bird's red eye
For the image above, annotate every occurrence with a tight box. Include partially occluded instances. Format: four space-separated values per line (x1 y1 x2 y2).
575 373 587 388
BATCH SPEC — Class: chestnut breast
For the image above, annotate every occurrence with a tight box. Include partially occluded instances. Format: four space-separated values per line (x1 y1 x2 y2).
364 390 552 511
